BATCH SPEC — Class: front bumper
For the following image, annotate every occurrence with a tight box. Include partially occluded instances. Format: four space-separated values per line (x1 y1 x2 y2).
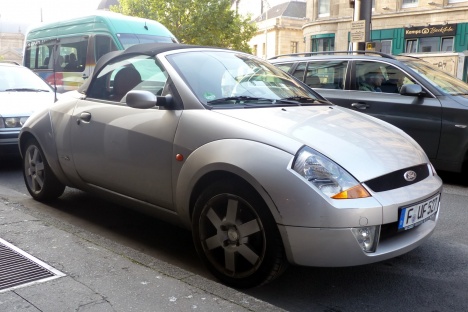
0 129 20 156
279 209 439 267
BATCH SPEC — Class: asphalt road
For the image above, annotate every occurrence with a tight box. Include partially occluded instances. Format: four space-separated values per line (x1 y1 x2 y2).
1 157 467 312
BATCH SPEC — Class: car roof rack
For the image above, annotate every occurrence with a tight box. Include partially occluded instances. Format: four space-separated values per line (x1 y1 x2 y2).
268 50 396 60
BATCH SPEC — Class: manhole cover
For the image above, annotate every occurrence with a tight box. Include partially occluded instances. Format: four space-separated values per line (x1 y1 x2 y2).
0 237 65 293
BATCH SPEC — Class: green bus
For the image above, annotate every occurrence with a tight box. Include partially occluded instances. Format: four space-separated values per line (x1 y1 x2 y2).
23 11 178 92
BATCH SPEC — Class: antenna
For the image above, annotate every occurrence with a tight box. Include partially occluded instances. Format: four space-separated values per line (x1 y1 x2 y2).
53 41 58 101
144 22 148 30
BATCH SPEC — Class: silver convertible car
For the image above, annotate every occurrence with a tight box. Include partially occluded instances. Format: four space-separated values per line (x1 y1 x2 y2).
19 43 442 288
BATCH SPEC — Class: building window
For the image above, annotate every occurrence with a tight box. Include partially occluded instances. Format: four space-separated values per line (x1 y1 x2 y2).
419 37 439 52
448 0 468 3
262 43 266 58
291 41 298 53
405 39 417 53
318 0 330 17
380 40 392 54
405 37 454 53
312 37 335 52
402 0 418 7
441 37 454 52
253 45 258 56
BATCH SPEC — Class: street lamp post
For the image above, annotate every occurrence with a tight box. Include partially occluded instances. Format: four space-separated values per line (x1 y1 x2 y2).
262 0 271 59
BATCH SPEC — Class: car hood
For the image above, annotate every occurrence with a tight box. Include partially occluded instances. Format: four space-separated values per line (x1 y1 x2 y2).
215 105 427 182
0 92 55 117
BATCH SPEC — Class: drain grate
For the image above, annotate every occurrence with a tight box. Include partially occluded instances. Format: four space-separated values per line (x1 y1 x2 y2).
0 237 65 293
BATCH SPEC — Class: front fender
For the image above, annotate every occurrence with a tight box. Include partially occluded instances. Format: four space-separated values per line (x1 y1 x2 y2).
174 139 386 230
174 139 294 228
19 107 74 187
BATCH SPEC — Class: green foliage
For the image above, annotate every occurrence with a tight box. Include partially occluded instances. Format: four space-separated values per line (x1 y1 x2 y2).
111 0 257 53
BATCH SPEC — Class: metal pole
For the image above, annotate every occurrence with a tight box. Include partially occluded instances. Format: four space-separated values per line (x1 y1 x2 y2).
263 0 270 59
352 0 372 52
360 0 372 43
352 0 361 51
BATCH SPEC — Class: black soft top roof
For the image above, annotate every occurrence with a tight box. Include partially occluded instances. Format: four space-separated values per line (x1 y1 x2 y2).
78 43 218 93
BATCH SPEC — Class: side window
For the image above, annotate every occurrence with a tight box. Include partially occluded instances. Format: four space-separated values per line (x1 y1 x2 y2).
57 36 89 72
274 63 296 75
355 61 415 93
95 35 118 62
87 55 168 103
24 41 54 70
290 62 307 81
305 61 347 90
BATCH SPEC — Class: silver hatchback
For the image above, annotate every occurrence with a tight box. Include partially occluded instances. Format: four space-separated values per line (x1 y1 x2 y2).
19 44 442 288
0 62 56 157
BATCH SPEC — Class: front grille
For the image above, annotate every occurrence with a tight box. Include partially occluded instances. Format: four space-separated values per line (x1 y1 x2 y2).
0 238 65 292
380 221 400 241
364 164 430 193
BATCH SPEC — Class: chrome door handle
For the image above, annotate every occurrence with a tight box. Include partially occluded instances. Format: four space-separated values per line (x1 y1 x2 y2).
351 102 370 110
77 112 91 124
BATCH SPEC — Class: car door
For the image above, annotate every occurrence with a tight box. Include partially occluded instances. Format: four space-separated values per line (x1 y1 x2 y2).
317 60 442 160
70 55 181 209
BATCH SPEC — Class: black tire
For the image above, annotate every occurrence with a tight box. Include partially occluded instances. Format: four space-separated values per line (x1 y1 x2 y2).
22 139 65 201
192 179 288 288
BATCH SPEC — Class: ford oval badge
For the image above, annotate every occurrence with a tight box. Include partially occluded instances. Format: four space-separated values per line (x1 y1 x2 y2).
404 170 417 182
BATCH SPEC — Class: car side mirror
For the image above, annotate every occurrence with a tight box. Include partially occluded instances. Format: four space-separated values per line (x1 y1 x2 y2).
400 84 423 96
126 90 172 109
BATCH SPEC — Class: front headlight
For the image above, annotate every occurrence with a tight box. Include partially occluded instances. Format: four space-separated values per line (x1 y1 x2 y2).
3 117 28 128
292 146 370 199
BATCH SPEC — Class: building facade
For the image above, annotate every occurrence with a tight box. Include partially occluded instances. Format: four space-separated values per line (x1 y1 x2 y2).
0 32 24 63
238 0 468 79
235 0 307 59
302 0 468 80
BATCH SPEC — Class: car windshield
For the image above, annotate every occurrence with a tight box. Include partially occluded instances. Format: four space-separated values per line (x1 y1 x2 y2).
401 58 468 95
167 51 320 107
0 66 52 92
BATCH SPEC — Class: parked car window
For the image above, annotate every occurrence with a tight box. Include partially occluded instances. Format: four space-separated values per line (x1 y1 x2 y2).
0 65 52 91
402 58 468 95
290 62 307 81
355 61 415 93
305 60 347 90
274 63 296 74
87 55 168 102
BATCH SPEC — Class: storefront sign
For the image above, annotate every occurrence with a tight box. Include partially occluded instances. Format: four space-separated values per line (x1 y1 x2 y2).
405 24 457 38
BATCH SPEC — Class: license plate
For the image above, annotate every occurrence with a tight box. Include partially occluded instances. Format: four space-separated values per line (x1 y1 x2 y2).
398 193 440 231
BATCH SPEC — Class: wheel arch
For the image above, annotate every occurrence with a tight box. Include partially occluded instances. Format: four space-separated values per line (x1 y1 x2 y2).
174 139 294 229
188 171 263 222
19 129 72 188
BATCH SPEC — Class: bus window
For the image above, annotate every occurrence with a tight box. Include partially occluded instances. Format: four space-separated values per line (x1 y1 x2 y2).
24 41 54 70
116 33 176 49
23 12 178 92
95 35 118 62
58 36 88 72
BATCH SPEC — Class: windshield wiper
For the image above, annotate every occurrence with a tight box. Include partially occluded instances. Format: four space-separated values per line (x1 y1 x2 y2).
207 95 326 107
280 96 330 105
207 96 276 105
5 88 50 92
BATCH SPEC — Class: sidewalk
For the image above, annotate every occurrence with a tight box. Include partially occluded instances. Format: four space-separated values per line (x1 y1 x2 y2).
0 186 284 312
